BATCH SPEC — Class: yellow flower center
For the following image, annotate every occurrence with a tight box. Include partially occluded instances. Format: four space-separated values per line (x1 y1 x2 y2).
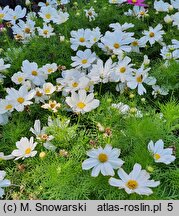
132 41 139 46
45 88 51 94
93 37 97 42
50 102 56 109
15 34 23 40
43 30 49 35
88 11 92 16
72 82 79 87
85 86 90 91
45 13 51 19
46 2 49 6
98 153 108 163
114 43 120 49
36 91 43 97
149 32 155 37
140 11 145 15
154 153 161 160
82 59 88 64
32 70 38 76
77 102 86 109
5 104 13 110
24 28 31 34
25 148 31 155
126 180 138 190
17 97 25 104
0 13 4 19
40 134 48 140
47 68 53 73
79 37 85 42
136 75 143 83
119 67 126 73
13 16 17 20
18 77 23 83
132 0 137 3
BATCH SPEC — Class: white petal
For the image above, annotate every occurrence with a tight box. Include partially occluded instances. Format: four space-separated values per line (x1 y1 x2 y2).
117 168 130 182
109 177 124 188
82 158 99 170
108 159 124 169
129 163 142 180
102 163 115 176
91 164 102 177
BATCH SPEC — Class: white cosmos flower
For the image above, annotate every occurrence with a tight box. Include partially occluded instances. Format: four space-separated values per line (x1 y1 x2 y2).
65 90 100 114
6 85 35 112
53 10 69 25
172 39 179 49
172 12 179 29
70 28 91 51
0 170 11 198
4 5 26 25
133 6 148 19
11 72 27 85
130 38 146 53
171 0 179 9
38 0 58 8
154 0 170 12
0 99 14 114
12 19 36 39
37 23 55 38
111 103 130 114
38 5 58 23
88 27 102 47
160 46 176 60
126 65 156 95
148 140 176 165
88 58 116 84
111 56 134 83
84 7 98 22
34 87 49 103
140 24 165 46
152 85 169 98
0 58 11 71
12 137 37 160
56 69 89 94
109 163 160 195
30 119 54 141
99 30 134 55
0 6 10 21
71 49 97 69
43 82 56 95
40 63 57 75
21 60 47 86
82 144 124 177
41 100 61 113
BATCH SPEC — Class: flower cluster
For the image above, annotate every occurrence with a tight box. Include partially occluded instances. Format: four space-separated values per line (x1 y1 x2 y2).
0 0 178 199
82 140 175 195
0 2 69 43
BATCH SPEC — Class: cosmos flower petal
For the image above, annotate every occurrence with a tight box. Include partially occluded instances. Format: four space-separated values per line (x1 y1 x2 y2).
82 158 99 170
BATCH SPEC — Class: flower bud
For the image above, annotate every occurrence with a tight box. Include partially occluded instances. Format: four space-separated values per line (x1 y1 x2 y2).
39 152 46 159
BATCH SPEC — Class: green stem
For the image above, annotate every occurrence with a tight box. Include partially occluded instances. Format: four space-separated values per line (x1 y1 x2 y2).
77 113 81 125
3 30 12 50
99 82 103 96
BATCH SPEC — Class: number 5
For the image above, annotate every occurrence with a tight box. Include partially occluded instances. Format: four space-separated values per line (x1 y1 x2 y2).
167 203 173 211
